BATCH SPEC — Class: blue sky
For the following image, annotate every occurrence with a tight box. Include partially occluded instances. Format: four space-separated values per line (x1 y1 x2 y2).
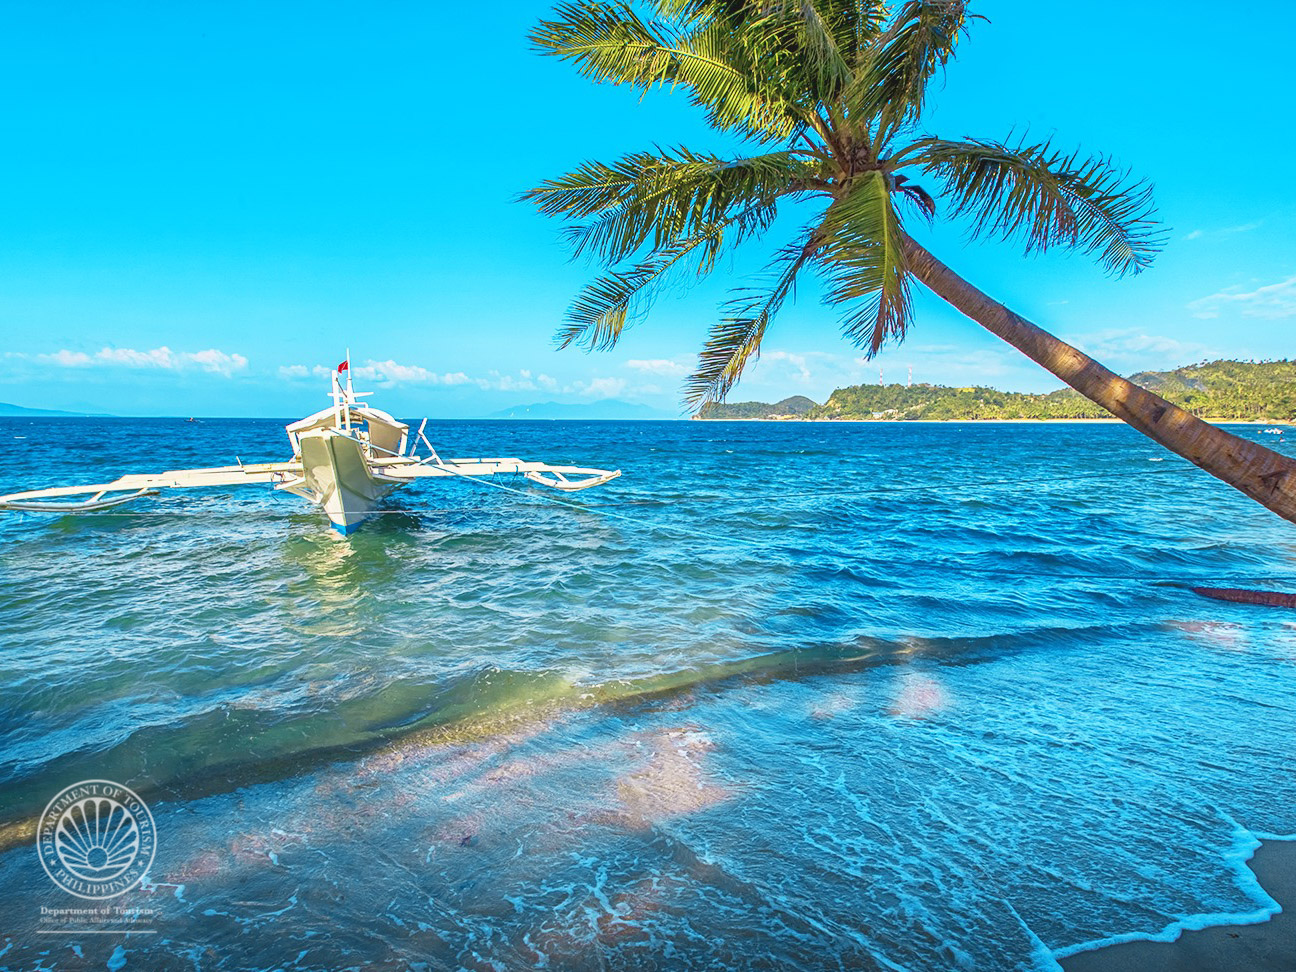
1 1 1292 417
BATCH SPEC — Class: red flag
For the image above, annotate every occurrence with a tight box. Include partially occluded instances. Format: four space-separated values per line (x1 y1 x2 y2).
337 359 349 373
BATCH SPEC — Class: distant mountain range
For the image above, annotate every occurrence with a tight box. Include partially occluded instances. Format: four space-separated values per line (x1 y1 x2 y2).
0 401 105 417
488 400 674 420
697 360 1296 422
696 395 819 419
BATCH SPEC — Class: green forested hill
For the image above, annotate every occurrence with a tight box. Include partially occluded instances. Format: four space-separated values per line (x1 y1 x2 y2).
807 360 1296 421
697 395 818 419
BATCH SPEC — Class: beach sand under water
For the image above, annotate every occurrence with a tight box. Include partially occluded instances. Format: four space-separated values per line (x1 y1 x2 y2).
1 418 1294 970
1062 839 1296 971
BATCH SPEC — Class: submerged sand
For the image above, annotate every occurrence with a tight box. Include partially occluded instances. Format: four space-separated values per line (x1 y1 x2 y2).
1060 840 1296 972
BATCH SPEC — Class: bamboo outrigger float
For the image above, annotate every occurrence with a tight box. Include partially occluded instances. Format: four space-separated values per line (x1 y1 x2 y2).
0 359 621 534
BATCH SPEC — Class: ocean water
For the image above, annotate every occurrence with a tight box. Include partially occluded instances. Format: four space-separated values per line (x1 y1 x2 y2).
0 417 1294 971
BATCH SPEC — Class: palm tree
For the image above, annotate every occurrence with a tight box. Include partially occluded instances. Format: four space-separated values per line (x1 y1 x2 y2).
524 0 1296 525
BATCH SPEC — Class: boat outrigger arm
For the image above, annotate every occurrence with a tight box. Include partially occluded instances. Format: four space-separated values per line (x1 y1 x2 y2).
0 365 621 535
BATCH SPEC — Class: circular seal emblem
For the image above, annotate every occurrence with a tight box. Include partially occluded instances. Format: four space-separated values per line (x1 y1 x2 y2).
37 780 156 900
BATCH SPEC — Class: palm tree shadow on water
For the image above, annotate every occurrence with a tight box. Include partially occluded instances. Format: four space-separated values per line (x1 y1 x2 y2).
0 613 1119 855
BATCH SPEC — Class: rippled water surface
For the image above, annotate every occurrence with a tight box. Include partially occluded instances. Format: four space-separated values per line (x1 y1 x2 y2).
1 417 1295 970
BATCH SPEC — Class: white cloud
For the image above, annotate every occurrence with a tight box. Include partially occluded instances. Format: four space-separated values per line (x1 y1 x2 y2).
740 349 881 392
1184 221 1261 243
93 347 172 368
276 364 339 380
280 360 554 392
469 369 561 392
1187 276 1296 320
334 359 487 388
39 346 248 376
274 359 656 402
356 360 438 384
187 349 247 375
626 358 689 377
575 376 627 399
484 370 538 393
761 350 814 382
1071 327 1220 365
45 349 93 367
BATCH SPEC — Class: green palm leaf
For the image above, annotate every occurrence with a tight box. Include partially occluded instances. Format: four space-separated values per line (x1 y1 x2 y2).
915 135 1164 275
782 0 856 101
818 170 912 354
685 227 824 407
523 147 822 265
559 201 778 351
531 1 809 139
845 0 972 133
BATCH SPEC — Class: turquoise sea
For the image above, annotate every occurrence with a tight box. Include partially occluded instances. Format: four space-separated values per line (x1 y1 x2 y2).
1 417 1294 970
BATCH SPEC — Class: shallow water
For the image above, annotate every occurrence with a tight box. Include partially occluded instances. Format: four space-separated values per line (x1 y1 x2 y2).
1 417 1294 970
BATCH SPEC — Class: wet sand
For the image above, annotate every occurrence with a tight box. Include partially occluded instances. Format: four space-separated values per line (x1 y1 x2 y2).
1060 840 1295 972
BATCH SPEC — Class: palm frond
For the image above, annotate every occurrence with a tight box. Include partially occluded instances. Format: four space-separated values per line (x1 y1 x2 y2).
676 17 810 138
914 135 1164 275
799 0 890 64
558 236 708 351
685 227 823 407
660 0 885 93
817 170 912 355
651 0 747 29
525 147 820 265
531 1 808 139
845 0 973 132
531 1 672 83
786 0 855 100
559 201 777 351
839 0 892 60
522 150 687 221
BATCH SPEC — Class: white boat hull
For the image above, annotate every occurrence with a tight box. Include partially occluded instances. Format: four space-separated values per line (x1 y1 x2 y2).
297 431 402 535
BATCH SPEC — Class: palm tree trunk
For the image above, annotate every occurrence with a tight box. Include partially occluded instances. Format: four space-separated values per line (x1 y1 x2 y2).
901 234 1296 526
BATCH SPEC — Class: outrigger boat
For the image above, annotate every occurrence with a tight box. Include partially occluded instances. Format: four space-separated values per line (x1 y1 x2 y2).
0 360 621 534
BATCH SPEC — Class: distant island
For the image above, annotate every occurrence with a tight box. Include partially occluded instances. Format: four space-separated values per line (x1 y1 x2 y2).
697 395 818 420
696 360 1296 422
0 401 104 417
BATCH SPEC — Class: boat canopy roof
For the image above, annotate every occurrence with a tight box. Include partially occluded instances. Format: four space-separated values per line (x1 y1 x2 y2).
285 404 408 436
286 404 409 457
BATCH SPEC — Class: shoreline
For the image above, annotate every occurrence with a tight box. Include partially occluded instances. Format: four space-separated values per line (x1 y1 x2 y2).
1057 838 1296 972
